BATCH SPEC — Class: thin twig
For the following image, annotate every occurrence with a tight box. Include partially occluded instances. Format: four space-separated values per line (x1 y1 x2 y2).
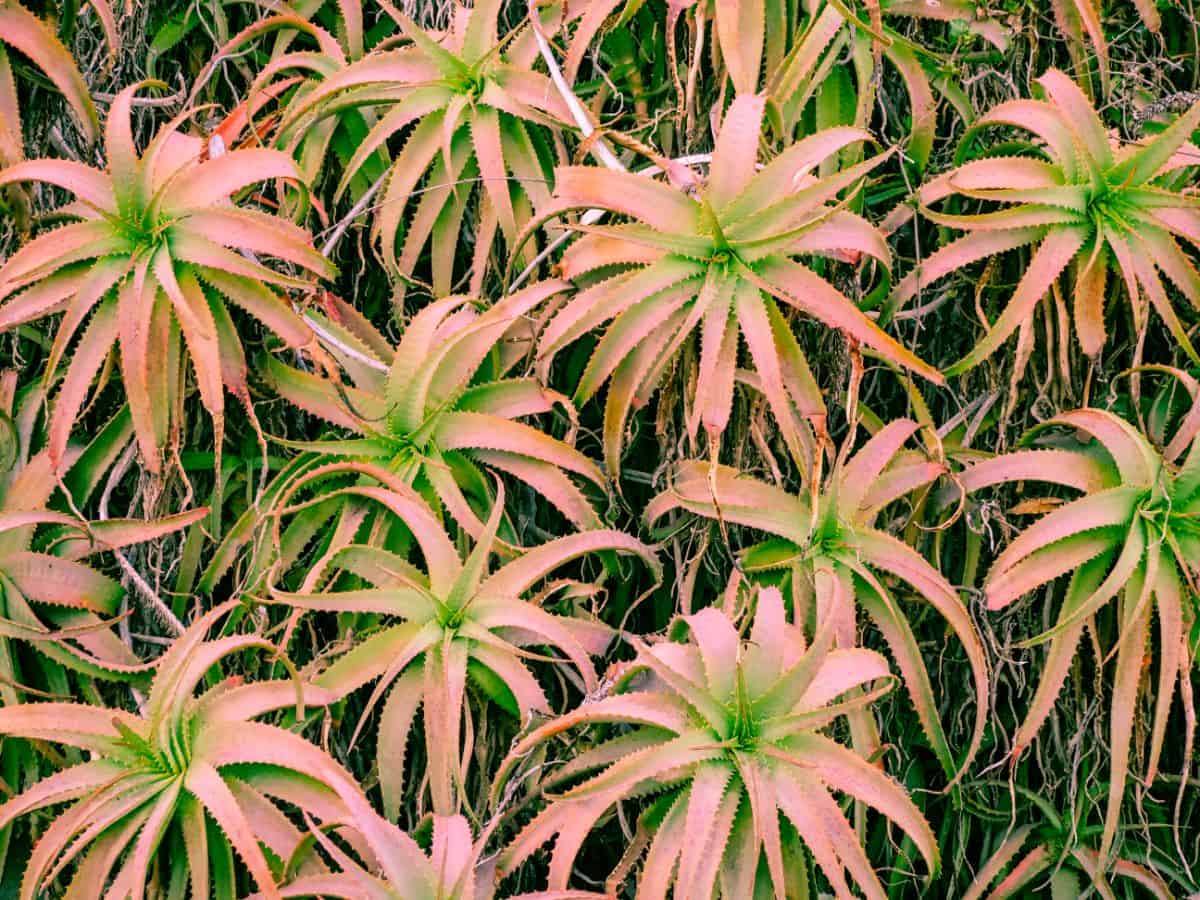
529 8 625 172
101 441 185 638
93 90 185 108
301 310 389 372
319 169 390 257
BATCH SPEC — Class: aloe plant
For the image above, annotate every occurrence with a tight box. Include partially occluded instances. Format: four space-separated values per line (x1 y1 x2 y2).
961 386 1200 859
891 69 1200 372
647 418 989 784
0 600 388 900
0 81 331 472
0 2 1197 895
265 280 603 538
535 92 941 475
494 585 938 898
265 461 659 817
276 0 569 299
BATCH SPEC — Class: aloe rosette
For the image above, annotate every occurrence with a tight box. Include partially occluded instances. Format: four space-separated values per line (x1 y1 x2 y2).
266 462 660 817
265 280 604 539
647 418 989 784
0 601 393 900
277 0 570 299
960 387 1200 859
494 586 938 899
534 92 942 474
892 69 1200 373
0 81 331 471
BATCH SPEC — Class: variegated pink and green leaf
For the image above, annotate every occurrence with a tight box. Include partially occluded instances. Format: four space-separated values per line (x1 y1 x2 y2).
0 1 100 231
0 1 99 152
